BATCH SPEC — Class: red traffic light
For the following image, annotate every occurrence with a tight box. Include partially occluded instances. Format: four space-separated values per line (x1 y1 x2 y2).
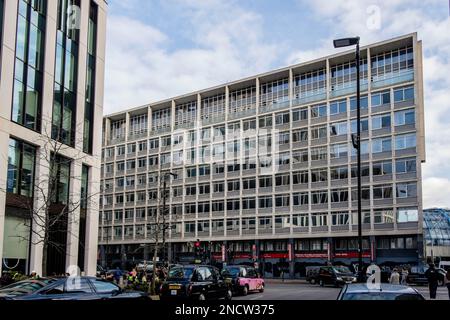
195 241 200 248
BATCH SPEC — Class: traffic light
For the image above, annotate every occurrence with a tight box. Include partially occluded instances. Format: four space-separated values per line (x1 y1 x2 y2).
194 240 201 257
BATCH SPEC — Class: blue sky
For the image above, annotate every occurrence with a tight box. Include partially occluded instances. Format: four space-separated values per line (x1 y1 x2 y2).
104 0 450 208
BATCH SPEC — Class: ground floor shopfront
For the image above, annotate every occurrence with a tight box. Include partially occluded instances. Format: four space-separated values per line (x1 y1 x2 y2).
99 234 424 278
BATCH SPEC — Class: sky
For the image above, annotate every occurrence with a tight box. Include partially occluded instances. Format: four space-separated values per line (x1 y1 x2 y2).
104 0 450 209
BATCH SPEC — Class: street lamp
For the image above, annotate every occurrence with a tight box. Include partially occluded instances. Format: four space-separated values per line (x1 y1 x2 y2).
161 172 177 265
333 36 364 281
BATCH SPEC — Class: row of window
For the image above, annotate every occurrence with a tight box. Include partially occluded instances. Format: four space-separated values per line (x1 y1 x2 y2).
104 107 415 159
101 181 418 208
109 85 415 141
102 157 416 192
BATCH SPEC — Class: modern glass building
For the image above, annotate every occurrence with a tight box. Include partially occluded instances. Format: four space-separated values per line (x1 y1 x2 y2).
99 33 426 277
423 208 450 262
0 0 107 276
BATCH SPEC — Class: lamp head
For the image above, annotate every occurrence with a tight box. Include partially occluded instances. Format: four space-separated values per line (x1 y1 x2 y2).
333 37 360 48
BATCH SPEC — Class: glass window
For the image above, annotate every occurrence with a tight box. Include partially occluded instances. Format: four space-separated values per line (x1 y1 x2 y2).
7 138 36 197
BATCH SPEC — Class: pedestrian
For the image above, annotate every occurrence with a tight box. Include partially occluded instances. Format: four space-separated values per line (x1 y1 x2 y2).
425 263 439 299
389 268 400 285
29 270 38 279
401 268 409 285
445 269 450 300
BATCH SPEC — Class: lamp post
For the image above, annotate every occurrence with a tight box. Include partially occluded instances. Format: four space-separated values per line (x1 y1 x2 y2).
161 172 177 265
333 37 364 281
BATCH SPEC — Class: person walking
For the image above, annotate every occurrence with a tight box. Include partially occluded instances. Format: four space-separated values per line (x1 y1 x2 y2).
425 264 439 299
444 269 450 300
389 268 400 285
401 268 409 285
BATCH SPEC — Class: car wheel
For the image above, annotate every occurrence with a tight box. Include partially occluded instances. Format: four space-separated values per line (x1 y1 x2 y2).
242 286 248 296
259 284 264 293
225 289 232 301
198 293 206 301
310 278 316 285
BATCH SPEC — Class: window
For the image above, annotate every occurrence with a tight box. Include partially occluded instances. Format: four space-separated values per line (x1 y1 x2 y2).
185 185 196 196
258 196 273 208
292 107 308 122
311 147 327 161
396 183 417 198
292 149 308 164
212 200 224 212
259 176 272 188
311 213 328 226
350 118 369 133
260 78 289 107
292 129 308 143
371 90 390 107
229 86 255 114
330 144 348 159
350 95 369 111
294 68 326 98
293 171 308 184
227 219 240 231
117 145 125 156
243 178 256 189
259 217 272 229
275 194 290 207
138 141 147 152
259 115 273 128
373 185 393 199
175 101 197 127
242 197 256 210
203 93 226 119
197 202 210 214
52 0 80 146
243 119 256 131
275 112 290 125
394 86 414 102
372 137 392 153
227 199 240 211
293 192 309 206
311 191 328 204
213 162 224 174
332 212 350 225
395 158 416 174
277 131 290 145
149 138 159 149
185 222 195 233
351 210 371 224
330 122 347 136
395 134 416 150
214 125 225 138
213 182 224 193
293 214 309 227
50 154 71 205
227 180 240 192
373 161 392 175
371 47 414 81
311 104 327 118
397 207 418 223
329 100 347 115
331 189 349 203
7 138 36 197
330 166 348 180
311 168 327 183
372 114 391 130
129 114 147 137
152 108 171 130
242 218 256 230
311 125 327 139
198 165 210 176
198 183 210 194
186 167 196 178
12 0 47 132
373 209 395 224
275 174 290 186
394 109 415 126
148 155 158 167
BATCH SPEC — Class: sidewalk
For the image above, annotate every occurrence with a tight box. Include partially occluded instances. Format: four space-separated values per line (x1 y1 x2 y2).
264 278 308 284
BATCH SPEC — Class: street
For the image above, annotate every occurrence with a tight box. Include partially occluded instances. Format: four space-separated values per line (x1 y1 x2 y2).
233 281 450 300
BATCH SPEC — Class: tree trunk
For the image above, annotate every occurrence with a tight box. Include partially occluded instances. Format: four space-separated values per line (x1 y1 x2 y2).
41 241 48 277
150 242 159 295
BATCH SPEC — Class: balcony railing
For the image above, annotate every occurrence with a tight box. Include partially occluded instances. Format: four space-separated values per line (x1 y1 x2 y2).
372 70 414 89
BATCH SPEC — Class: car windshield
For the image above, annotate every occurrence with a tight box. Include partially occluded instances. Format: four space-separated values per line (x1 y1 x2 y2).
343 293 423 300
168 267 194 280
223 267 241 277
334 266 351 274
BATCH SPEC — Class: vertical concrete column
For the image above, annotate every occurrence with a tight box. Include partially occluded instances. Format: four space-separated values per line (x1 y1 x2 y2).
289 69 294 107
28 147 51 276
104 118 111 146
171 100 176 131
84 162 101 275
327 237 333 264
0 131 10 275
224 86 229 122
255 78 260 115
197 93 202 127
147 106 153 134
289 238 295 278
65 161 82 270
124 112 130 142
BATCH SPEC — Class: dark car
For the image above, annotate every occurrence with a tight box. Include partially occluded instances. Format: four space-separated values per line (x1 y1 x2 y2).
338 283 425 300
305 266 322 284
221 265 264 296
318 266 357 287
160 265 232 301
0 278 57 299
6 277 148 301
407 267 446 286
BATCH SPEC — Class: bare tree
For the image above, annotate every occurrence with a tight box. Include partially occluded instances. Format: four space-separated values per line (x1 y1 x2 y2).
1 116 98 276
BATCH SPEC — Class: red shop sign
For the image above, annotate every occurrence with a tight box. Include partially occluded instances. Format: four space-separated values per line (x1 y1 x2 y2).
333 252 371 259
294 253 328 259
261 253 289 259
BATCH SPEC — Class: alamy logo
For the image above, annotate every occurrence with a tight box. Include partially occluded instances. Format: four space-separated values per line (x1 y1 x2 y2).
67 5 81 30
366 5 381 30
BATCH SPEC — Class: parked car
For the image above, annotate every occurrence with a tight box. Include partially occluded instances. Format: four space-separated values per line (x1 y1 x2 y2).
305 266 322 284
221 265 264 296
318 266 357 287
5 277 149 301
160 265 232 301
407 266 447 286
0 278 57 299
338 283 425 300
